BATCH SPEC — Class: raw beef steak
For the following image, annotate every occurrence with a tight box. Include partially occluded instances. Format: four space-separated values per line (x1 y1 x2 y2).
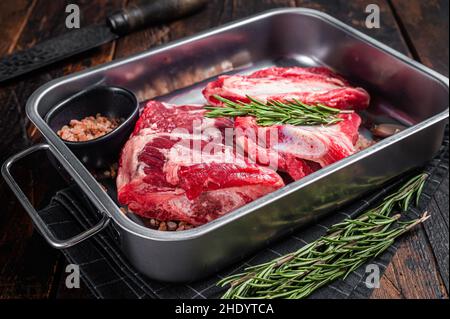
117 101 284 225
132 101 233 135
234 112 362 181
203 66 370 110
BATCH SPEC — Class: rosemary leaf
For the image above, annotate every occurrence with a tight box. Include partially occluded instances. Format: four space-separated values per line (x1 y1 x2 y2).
204 95 352 126
217 173 429 299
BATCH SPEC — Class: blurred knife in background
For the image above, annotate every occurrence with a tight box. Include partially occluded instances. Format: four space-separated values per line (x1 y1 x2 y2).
0 0 208 84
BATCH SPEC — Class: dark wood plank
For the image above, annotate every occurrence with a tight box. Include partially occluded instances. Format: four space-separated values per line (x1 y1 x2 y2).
373 175 449 298
388 0 449 294
390 0 449 76
433 175 449 227
424 178 450 291
0 0 124 299
371 226 448 299
0 0 53 299
0 0 35 56
0 0 35 161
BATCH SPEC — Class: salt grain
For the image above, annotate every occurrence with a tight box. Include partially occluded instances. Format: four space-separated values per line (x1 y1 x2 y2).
57 113 121 142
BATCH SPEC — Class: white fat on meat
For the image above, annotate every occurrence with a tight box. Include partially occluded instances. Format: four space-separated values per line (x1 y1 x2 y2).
275 125 355 165
223 76 342 99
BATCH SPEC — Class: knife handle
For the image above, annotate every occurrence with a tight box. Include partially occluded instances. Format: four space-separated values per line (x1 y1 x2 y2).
107 0 208 35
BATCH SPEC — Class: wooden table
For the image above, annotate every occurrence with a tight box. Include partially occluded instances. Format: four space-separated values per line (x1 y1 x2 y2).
0 0 448 299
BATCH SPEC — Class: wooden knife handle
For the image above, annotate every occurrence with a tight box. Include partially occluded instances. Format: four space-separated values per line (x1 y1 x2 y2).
107 0 208 35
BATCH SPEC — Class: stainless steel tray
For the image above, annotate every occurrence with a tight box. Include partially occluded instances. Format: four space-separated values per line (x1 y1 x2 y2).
2 8 448 282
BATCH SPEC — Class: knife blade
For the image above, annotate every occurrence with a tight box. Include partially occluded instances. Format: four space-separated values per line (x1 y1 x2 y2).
0 0 207 83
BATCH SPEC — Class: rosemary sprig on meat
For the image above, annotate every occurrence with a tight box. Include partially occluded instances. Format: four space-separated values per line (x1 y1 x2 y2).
204 95 353 126
218 173 429 299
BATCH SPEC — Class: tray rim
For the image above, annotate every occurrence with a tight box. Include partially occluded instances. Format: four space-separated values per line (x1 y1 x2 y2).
24 8 449 242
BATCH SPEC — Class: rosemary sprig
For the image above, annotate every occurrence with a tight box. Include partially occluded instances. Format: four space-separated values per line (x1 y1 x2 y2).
218 173 429 299
204 95 353 126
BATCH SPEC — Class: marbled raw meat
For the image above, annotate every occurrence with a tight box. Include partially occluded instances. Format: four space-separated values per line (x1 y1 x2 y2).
203 66 370 110
117 101 284 225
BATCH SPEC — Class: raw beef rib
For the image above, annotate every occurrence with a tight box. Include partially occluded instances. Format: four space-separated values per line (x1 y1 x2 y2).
117 101 284 225
203 66 370 110
234 113 362 181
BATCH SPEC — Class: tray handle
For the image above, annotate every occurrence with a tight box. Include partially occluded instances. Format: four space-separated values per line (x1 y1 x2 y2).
1 144 110 249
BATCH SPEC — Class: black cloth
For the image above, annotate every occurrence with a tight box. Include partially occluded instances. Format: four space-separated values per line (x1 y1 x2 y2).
38 127 449 299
